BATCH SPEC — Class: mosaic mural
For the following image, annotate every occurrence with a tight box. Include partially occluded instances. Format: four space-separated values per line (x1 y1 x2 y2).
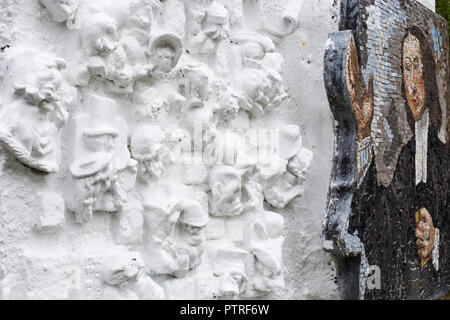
323 0 449 299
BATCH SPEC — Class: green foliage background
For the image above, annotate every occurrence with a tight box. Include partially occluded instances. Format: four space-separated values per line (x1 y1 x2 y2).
436 0 449 34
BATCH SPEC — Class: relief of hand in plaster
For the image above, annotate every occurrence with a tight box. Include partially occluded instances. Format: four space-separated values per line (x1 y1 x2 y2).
346 36 374 143
40 0 80 29
242 210 285 297
415 207 439 271
100 251 164 300
0 50 75 173
261 125 313 209
233 31 288 116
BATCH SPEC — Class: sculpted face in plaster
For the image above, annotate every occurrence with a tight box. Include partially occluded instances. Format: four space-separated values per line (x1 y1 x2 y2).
0 50 74 173
209 165 244 217
77 13 120 87
216 90 241 122
187 8 205 36
70 126 125 222
180 64 212 101
174 198 209 273
68 96 137 223
202 3 230 42
261 125 313 208
40 0 79 28
233 32 287 115
83 13 119 57
82 1 158 93
131 124 171 181
101 251 143 290
243 211 285 297
403 33 426 121
143 198 208 277
153 47 175 73
150 34 183 75
0 0 310 300
128 0 156 32
136 89 170 121
214 247 249 298
189 2 230 56
101 251 164 300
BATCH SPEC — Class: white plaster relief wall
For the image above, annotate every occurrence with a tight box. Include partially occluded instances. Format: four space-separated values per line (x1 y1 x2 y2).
0 0 345 300
417 0 435 11
277 0 340 300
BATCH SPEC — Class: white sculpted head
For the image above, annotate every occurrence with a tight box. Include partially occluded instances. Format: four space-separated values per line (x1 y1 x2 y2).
180 64 212 101
177 198 209 233
214 247 249 298
203 2 230 42
150 33 182 74
11 52 67 108
128 0 155 30
82 13 119 56
234 31 275 68
40 0 79 26
209 165 243 217
243 211 285 297
131 124 167 180
136 88 170 121
101 251 145 289
0 49 73 173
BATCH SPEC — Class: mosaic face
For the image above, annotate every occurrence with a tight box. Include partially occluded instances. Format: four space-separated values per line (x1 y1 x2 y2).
403 33 426 121
346 37 374 142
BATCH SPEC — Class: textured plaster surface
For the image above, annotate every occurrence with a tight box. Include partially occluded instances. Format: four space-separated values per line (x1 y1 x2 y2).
276 0 340 300
0 0 435 300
